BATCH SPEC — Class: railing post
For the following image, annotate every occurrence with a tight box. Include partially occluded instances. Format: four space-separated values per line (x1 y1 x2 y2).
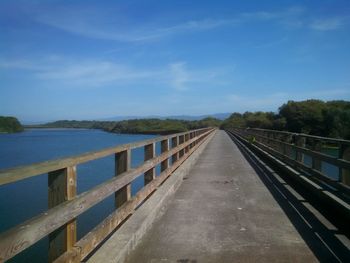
171 136 178 164
144 143 156 184
185 133 190 153
296 135 306 163
115 150 131 208
284 134 293 158
48 166 77 262
278 134 284 154
340 144 350 185
271 132 276 150
161 139 169 172
190 132 195 148
312 140 322 171
270 132 275 148
179 135 185 158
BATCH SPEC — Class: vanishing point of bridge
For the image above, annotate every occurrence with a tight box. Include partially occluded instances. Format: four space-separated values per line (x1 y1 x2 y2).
0 128 349 262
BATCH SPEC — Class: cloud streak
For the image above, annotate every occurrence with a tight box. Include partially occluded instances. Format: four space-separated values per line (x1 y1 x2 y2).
309 17 348 31
169 62 189 91
0 57 225 91
34 6 347 43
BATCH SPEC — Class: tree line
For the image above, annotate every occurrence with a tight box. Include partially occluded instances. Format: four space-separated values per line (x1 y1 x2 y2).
10 99 350 139
220 100 350 139
0 116 24 133
33 117 222 135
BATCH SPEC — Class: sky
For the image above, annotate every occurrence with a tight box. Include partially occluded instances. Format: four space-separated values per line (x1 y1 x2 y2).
1 0 350 122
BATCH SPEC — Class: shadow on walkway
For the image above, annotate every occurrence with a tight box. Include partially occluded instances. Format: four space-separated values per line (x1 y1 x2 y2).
228 132 350 263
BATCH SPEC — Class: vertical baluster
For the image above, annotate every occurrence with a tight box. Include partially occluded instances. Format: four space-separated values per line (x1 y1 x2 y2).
185 133 190 154
115 150 131 208
144 143 156 184
179 135 185 158
277 134 284 153
312 140 322 171
191 132 195 147
171 136 178 164
161 139 169 172
340 144 350 185
284 134 293 158
194 131 198 146
48 166 77 262
296 135 306 163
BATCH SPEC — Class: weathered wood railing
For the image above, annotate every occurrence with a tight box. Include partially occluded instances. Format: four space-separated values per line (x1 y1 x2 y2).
0 128 215 263
228 128 350 198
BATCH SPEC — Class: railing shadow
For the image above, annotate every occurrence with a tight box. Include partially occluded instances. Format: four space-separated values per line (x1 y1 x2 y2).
227 132 350 263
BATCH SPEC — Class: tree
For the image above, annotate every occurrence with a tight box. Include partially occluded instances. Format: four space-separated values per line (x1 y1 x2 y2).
279 100 326 135
220 113 246 129
221 99 350 139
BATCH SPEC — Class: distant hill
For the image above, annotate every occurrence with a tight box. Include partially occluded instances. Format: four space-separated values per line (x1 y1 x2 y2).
99 113 230 121
29 117 222 135
0 116 24 133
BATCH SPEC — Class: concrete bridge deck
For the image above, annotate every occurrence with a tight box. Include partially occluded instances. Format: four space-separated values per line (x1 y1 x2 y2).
89 130 350 262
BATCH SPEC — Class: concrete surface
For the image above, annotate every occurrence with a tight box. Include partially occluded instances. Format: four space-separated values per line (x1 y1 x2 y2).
124 130 316 263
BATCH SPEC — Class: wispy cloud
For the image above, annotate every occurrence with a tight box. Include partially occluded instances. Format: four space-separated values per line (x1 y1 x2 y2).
36 15 241 42
34 6 312 42
36 61 159 86
0 56 225 91
0 60 44 70
169 62 189 91
309 17 348 31
0 57 151 86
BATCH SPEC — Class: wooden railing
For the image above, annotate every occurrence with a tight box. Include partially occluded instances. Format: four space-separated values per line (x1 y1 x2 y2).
0 128 215 263
227 128 350 197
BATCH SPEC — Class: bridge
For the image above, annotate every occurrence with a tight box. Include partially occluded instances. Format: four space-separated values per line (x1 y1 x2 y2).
0 128 349 262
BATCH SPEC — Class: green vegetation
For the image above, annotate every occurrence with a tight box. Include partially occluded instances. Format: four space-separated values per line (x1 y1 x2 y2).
34 120 117 131
30 99 350 139
221 100 350 139
35 117 222 135
0 116 24 133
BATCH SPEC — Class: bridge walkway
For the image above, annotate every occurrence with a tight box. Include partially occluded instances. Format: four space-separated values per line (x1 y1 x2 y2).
122 130 319 262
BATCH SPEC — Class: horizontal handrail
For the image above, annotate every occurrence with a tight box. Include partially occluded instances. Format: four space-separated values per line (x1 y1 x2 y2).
0 128 215 262
247 127 350 145
228 128 350 196
242 131 350 170
231 131 350 195
0 128 210 186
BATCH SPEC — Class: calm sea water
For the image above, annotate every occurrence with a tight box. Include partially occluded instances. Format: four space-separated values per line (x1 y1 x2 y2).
0 129 158 263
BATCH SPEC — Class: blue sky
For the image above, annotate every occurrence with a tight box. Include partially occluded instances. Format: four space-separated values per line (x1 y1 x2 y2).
1 0 350 122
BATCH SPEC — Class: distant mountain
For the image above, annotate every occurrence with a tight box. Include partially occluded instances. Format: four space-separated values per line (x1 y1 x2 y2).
99 113 230 121
22 113 231 125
